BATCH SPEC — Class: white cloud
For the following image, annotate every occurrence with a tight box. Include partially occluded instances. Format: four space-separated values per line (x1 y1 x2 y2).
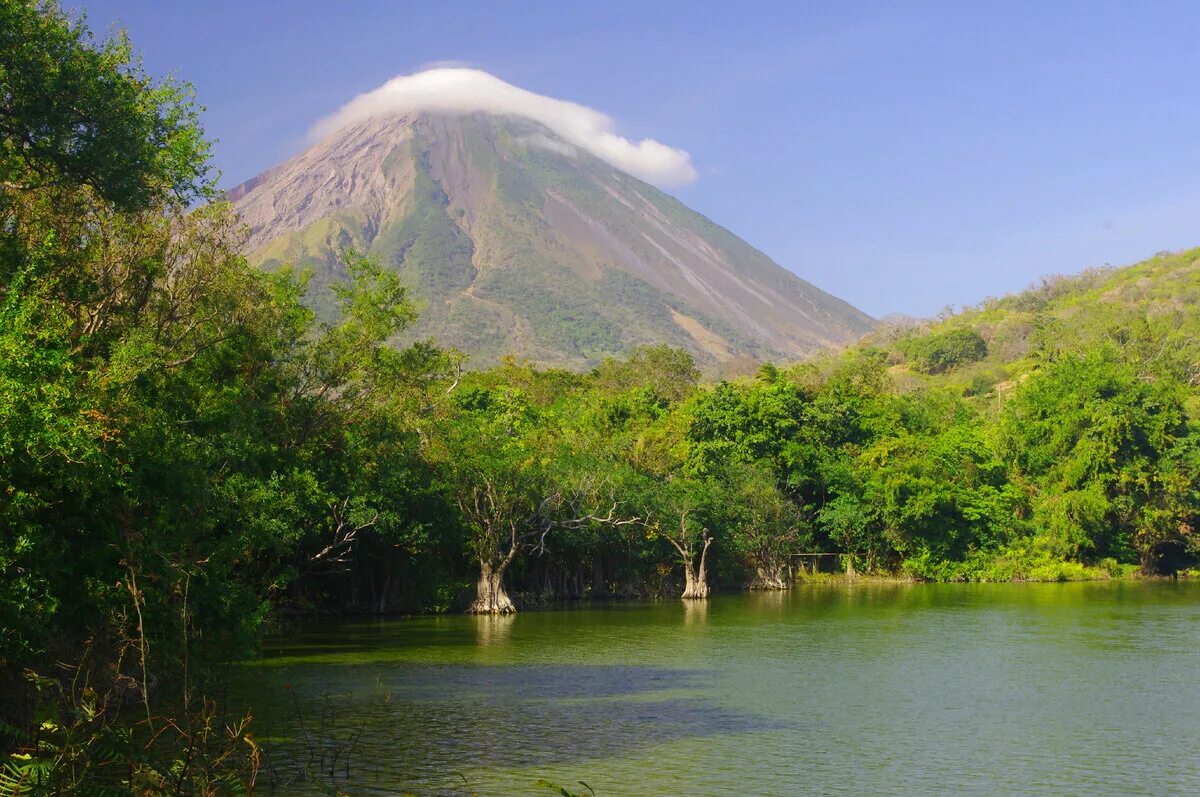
517 133 577 157
309 68 697 187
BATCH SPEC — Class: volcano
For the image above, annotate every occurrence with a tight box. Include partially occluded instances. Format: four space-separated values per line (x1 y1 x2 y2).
229 110 874 368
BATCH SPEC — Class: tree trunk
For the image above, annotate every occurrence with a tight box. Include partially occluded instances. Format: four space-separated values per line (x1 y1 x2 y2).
674 530 712 600
592 559 609 597
750 561 788 590
1139 546 1159 576
378 570 392 614
681 561 710 599
469 561 516 614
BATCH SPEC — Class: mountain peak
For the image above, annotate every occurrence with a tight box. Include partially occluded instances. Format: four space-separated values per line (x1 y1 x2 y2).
307 68 697 187
230 112 874 369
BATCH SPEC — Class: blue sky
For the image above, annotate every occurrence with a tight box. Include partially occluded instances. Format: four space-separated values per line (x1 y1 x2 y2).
80 1 1200 318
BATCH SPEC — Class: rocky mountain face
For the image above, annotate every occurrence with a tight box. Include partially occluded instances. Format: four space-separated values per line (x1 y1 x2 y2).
228 112 875 369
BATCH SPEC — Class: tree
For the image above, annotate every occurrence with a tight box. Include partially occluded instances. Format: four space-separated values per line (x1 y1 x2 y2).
591 345 700 403
856 420 1018 578
723 464 806 589
685 379 803 478
443 387 639 613
637 476 718 599
454 456 540 614
1001 347 1198 573
0 0 210 210
816 494 876 576
1 0 217 687
901 328 988 374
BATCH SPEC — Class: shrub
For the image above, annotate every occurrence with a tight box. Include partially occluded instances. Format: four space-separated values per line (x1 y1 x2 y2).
901 328 989 374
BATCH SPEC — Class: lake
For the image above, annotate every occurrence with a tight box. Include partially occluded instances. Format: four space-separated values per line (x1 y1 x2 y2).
238 581 1200 796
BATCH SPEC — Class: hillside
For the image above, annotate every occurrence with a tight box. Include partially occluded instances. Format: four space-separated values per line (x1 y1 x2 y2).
840 248 1200 399
228 112 875 369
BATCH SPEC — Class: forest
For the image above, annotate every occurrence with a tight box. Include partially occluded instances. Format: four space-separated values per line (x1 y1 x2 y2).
2 3 1199 793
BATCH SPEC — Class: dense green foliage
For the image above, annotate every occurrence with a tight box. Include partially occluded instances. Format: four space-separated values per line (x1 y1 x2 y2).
899 327 987 374
2 3 1199 792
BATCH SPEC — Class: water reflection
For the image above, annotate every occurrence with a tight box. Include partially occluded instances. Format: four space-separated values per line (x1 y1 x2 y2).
239 582 1200 797
681 598 708 626
746 588 787 616
248 662 781 795
472 614 514 647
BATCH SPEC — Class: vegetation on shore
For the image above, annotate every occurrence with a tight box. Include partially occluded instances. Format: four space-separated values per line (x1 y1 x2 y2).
1 2 1198 792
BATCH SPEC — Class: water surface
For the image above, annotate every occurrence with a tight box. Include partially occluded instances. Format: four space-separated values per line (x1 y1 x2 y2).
239 581 1200 795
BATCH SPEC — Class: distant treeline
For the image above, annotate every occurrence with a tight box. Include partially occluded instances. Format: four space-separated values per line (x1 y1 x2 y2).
2 2 1199 792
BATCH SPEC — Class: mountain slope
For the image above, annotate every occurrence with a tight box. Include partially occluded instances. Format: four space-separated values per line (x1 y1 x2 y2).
228 112 874 369
843 247 1200 397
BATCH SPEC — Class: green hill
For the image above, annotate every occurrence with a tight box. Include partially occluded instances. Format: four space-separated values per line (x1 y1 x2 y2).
850 247 1200 401
665 247 1200 581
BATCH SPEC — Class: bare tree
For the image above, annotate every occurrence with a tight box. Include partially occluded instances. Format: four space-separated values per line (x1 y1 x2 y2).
660 508 712 600
307 497 377 570
457 474 640 614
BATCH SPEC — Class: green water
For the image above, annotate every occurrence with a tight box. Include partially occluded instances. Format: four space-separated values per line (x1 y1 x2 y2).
239 582 1200 796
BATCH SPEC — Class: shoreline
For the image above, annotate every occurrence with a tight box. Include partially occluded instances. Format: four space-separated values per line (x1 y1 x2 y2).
269 570 1195 624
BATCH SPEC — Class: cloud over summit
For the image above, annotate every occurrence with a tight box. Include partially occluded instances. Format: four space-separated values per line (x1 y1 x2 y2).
309 68 697 187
